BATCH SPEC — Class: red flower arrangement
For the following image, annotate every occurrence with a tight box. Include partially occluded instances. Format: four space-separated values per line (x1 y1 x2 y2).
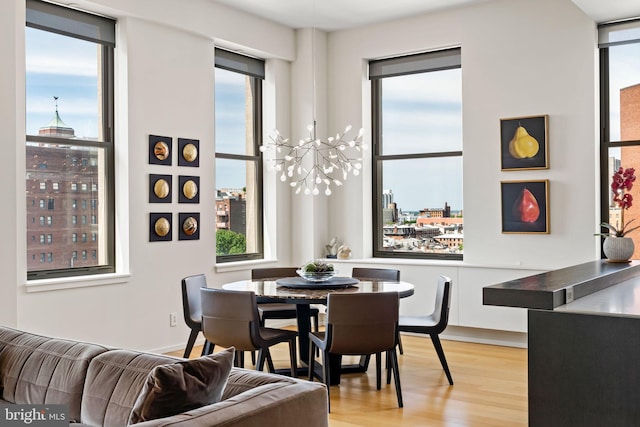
599 167 639 237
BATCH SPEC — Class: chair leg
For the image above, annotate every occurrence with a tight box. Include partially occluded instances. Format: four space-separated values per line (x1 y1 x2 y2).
265 349 276 373
312 313 320 356
398 333 404 355
288 338 298 377
322 350 331 413
233 351 242 368
389 348 403 408
201 340 214 356
375 352 382 390
237 351 246 368
256 348 266 371
361 354 371 370
183 329 199 358
308 341 316 381
251 351 256 365
431 334 453 385
386 351 392 385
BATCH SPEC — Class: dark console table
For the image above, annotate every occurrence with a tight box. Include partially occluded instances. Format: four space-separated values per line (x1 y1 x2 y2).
483 260 640 427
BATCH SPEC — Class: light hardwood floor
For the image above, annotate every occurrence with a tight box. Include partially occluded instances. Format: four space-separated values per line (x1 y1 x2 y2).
170 334 527 427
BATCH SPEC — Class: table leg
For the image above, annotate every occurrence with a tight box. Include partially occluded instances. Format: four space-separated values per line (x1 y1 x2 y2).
296 304 312 365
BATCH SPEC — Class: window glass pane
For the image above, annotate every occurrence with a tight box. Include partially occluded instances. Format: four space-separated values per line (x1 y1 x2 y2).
381 69 462 155
215 68 255 156
378 157 463 254
25 27 103 141
25 3 114 279
608 43 640 141
26 142 108 272
215 158 259 255
607 147 640 258
373 52 462 260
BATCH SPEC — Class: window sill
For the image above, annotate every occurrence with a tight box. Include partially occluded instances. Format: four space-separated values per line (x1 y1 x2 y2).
215 259 278 273
324 257 545 271
24 272 131 293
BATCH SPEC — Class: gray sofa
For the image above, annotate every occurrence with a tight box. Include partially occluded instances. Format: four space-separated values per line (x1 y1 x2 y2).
0 326 328 426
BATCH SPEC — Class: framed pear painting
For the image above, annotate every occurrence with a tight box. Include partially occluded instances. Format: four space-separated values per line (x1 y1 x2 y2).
500 115 548 170
501 180 549 234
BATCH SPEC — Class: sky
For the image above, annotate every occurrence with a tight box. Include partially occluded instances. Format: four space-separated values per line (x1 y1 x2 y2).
379 70 462 212
26 27 100 139
608 43 640 144
26 26 639 214
215 66 464 212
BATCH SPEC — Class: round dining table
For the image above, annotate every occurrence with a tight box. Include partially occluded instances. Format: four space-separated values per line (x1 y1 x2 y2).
222 277 414 384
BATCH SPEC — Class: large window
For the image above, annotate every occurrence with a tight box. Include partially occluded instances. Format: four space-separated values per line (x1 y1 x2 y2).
25 0 115 279
370 48 463 260
214 49 264 262
600 19 640 258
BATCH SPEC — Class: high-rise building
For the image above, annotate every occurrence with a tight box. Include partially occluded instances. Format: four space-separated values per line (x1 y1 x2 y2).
619 83 640 259
26 102 100 271
382 189 394 209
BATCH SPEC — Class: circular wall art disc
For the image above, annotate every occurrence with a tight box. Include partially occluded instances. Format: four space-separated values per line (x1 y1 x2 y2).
153 179 170 199
154 141 169 160
183 143 198 162
154 217 170 237
182 216 198 235
183 180 198 199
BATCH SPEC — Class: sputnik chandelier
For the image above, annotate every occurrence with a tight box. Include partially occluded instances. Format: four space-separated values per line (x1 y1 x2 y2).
260 121 366 196
260 5 367 196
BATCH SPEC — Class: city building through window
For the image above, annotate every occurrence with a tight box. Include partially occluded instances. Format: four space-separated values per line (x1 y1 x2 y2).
370 48 463 260
214 48 264 262
25 0 115 279
599 19 640 259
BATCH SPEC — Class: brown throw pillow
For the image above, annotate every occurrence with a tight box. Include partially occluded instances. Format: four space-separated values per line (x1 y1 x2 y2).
128 347 235 425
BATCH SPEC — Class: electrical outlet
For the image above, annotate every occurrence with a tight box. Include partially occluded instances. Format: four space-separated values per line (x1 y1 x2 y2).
169 312 177 327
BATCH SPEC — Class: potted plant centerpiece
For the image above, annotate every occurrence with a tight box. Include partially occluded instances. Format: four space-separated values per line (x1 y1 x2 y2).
597 167 639 262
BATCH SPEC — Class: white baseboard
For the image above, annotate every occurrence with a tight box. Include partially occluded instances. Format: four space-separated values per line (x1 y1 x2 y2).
436 325 527 348
152 322 527 356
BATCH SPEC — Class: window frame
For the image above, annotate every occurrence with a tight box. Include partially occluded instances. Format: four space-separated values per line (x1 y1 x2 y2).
370 48 463 261
214 48 264 263
599 19 640 257
25 0 116 280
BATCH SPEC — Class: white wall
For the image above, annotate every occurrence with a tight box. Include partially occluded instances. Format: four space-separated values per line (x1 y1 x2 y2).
0 0 296 352
0 0 607 350
0 0 23 327
325 0 599 336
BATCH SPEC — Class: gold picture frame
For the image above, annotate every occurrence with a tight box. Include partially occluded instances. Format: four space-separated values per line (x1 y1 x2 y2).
501 180 549 234
500 115 548 171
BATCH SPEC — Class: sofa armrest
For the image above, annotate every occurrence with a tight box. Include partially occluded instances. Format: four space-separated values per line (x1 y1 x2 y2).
133 380 328 427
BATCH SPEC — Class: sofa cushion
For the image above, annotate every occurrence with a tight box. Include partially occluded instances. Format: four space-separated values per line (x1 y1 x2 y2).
81 349 180 427
128 347 235 425
0 326 109 423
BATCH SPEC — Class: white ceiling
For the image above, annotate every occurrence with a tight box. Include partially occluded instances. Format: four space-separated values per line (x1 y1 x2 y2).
209 0 640 31
209 0 489 31
571 0 640 24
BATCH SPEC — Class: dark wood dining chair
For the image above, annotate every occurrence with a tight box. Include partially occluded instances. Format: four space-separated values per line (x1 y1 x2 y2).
397 275 453 385
181 274 211 358
251 267 320 332
308 292 402 410
200 287 298 376
351 267 404 354
351 267 400 282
